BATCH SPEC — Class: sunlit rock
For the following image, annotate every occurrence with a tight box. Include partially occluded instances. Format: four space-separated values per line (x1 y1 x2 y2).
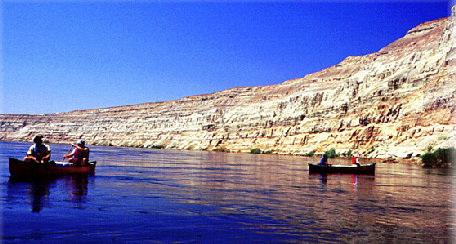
1 15 455 161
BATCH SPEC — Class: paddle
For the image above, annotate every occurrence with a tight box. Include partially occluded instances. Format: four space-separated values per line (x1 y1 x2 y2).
63 145 74 161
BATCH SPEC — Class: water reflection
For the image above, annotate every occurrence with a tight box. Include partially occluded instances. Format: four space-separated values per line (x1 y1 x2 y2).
8 177 54 212
7 175 91 212
65 175 89 204
1 142 453 242
309 172 372 190
320 173 328 188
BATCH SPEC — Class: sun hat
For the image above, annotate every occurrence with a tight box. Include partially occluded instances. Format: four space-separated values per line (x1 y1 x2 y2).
33 135 43 143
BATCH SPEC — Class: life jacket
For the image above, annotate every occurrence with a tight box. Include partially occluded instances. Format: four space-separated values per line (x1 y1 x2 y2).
352 156 358 165
74 147 89 161
33 144 47 160
74 148 82 159
81 148 89 159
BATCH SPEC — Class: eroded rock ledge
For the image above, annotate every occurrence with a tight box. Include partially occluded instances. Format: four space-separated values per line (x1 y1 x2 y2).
1 15 455 160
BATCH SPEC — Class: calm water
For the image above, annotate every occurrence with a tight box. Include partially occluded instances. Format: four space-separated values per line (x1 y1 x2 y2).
1 141 454 243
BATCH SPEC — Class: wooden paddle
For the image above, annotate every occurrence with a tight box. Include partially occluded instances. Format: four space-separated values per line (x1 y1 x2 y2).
63 145 74 161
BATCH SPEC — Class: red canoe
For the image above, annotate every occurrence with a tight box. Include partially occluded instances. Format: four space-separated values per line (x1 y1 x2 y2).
9 158 96 177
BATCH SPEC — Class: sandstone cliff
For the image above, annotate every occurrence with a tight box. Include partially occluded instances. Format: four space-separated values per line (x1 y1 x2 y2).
1 14 455 160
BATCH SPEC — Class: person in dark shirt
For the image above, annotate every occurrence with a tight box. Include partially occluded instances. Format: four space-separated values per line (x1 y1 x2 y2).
319 154 329 166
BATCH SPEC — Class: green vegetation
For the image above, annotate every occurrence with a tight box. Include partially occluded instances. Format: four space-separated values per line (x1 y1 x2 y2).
249 148 274 154
325 148 339 158
213 148 227 152
421 148 454 168
305 150 315 157
346 149 353 158
151 145 165 149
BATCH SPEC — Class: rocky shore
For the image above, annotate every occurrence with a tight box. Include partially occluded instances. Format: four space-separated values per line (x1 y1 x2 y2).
1 12 455 162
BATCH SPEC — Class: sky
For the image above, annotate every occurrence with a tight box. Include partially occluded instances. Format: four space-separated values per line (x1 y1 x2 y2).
1 1 453 114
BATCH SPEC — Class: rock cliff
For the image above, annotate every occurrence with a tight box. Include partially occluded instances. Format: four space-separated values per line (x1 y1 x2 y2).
1 14 455 160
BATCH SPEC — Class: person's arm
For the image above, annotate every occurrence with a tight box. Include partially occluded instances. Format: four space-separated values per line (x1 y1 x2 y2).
74 145 89 156
43 145 51 159
25 146 36 160
73 144 89 152
63 148 77 159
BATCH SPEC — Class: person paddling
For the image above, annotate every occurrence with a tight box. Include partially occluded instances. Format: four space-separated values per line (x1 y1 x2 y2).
352 154 360 167
24 135 51 164
63 140 90 167
319 154 330 166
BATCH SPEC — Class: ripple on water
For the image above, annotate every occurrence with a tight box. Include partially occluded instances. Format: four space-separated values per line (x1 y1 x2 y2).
1 142 453 242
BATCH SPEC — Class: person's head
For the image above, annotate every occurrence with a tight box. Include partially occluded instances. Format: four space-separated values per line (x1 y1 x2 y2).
76 140 86 147
33 135 43 145
323 154 327 158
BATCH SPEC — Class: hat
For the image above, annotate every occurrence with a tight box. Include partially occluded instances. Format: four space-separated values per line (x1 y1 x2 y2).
76 140 85 146
33 135 43 143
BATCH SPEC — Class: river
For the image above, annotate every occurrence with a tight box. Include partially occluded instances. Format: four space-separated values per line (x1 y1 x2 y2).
1 141 454 243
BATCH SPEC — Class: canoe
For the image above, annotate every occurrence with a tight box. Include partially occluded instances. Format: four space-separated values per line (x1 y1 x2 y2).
308 163 376 175
9 158 96 178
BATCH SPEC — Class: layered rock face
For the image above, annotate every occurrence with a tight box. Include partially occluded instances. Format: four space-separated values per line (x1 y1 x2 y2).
1 15 455 159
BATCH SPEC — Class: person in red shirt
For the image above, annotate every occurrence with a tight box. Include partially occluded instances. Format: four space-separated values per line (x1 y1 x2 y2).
352 153 360 166
63 140 90 166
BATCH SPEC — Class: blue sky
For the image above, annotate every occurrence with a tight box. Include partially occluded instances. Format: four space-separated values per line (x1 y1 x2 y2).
1 1 452 114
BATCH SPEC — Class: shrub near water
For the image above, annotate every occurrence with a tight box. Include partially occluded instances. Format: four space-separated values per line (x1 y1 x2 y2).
306 150 315 157
421 152 437 167
421 148 454 167
250 148 262 154
325 148 339 158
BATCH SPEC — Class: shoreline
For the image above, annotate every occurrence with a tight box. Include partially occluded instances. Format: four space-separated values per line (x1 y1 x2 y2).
2 139 428 167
